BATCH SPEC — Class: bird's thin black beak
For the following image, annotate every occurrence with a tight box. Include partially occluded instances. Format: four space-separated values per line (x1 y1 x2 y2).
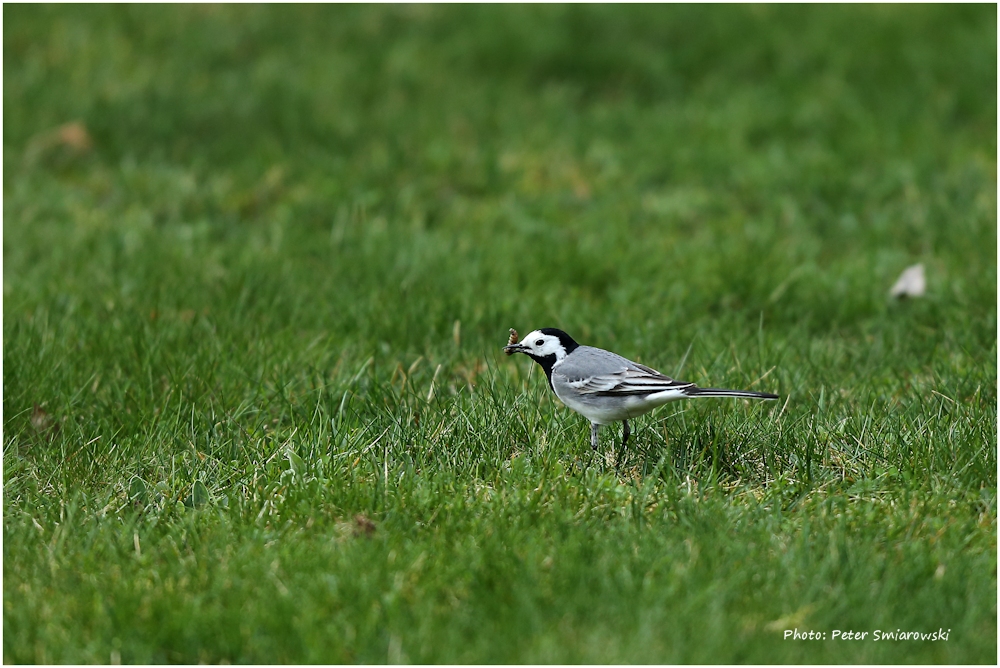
503 343 526 354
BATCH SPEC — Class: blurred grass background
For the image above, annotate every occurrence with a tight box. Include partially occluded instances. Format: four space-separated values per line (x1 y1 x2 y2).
3 4 997 663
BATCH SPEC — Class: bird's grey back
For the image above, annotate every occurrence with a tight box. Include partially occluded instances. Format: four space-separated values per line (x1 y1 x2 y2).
554 345 670 380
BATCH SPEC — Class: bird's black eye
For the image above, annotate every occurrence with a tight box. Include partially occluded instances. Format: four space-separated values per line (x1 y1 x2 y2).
535 339 544 346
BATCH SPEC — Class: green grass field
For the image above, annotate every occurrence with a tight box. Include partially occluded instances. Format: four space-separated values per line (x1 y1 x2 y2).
3 5 996 663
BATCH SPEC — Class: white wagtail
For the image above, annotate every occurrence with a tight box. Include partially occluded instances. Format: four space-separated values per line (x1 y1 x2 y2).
503 328 778 466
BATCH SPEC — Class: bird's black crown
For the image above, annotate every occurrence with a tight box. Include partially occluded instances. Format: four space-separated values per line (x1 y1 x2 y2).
539 328 580 354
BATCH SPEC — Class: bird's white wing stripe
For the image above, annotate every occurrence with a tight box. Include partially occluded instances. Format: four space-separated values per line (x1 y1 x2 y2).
564 367 693 396
565 375 623 393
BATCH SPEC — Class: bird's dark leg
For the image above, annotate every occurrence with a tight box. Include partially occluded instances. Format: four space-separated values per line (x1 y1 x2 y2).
590 423 600 451
615 419 630 470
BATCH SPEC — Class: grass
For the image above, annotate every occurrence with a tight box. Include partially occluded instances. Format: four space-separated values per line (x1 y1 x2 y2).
3 4 997 663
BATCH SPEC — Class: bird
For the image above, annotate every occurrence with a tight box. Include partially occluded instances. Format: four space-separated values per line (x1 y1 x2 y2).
503 328 778 467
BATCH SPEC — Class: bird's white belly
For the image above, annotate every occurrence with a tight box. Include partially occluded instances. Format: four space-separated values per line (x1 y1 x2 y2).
553 385 689 425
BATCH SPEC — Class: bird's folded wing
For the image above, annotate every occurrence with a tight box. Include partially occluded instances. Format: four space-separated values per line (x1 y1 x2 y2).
562 366 694 396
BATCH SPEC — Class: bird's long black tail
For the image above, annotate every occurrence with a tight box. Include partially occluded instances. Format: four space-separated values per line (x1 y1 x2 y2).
684 387 779 400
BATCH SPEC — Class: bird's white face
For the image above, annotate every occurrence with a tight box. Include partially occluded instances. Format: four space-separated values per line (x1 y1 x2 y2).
511 330 569 360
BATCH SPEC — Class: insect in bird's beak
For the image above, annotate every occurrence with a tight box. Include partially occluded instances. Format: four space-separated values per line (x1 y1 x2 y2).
503 328 523 355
